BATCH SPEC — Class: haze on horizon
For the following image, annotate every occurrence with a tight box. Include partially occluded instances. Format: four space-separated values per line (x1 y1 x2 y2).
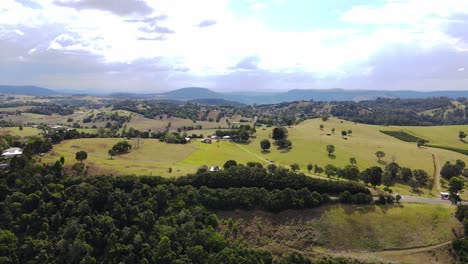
1 0 468 93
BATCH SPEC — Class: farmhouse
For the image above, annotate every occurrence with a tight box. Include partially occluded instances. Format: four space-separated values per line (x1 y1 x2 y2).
222 136 231 140
2 147 23 157
209 166 220 172
201 138 212 144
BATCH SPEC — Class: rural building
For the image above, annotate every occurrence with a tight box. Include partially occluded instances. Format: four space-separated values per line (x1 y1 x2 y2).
201 138 212 144
2 147 23 157
209 166 220 172
210 135 220 139
440 192 449 199
222 136 231 140
185 137 191 143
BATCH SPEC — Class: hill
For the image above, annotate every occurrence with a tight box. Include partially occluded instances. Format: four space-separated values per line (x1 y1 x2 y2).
162 87 223 100
149 88 468 104
0 85 58 96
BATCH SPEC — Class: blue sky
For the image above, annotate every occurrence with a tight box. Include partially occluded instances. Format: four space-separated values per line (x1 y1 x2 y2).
0 0 467 92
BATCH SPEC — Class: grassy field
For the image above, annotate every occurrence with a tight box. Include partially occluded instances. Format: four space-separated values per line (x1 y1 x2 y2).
315 204 461 251
217 203 462 262
40 118 467 197
386 124 468 150
0 127 41 137
43 138 200 176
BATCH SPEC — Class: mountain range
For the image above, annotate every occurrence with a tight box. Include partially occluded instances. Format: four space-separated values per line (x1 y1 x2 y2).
1 85 468 104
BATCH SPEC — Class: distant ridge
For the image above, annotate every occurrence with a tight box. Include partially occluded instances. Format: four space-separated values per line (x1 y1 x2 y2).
2 85 468 104
0 85 58 96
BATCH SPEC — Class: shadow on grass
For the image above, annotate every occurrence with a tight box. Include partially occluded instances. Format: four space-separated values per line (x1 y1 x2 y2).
377 160 388 165
328 154 336 159
261 150 271 154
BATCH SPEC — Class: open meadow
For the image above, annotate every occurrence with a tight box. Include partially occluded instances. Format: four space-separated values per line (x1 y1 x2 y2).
41 117 468 197
217 203 462 263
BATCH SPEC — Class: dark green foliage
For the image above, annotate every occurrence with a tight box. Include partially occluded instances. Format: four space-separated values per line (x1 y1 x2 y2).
379 130 424 142
260 139 271 151
223 160 238 170
177 165 370 195
75 150 88 163
331 97 466 126
427 144 468 156
111 141 132 154
441 161 465 179
198 187 326 212
272 127 288 142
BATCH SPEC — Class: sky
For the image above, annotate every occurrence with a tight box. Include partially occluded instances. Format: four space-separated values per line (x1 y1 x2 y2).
1 0 468 93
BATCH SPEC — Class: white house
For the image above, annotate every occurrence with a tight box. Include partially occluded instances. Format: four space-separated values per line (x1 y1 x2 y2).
2 147 23 157
209 166 220 172
222 136 231 140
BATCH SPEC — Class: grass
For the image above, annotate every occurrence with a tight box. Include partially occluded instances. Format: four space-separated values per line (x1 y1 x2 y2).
0 127 41 137
315 204 461 251
43 138 200 176
40 117 467 193
217 203 462 257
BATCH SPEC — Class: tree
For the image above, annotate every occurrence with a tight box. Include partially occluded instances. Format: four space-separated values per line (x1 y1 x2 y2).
396 194 401 203
441 161 463 180
409 178 419 191
108 149 116 160
459 131 467 141
290 164 300 172
331 128 335 134
272 127 288 142
238 130 250 141
416 139 427 148
449 176 464 194
326 145 335 156
382 171 394 190
341 130 347 138
349 157 357 165
60 156 65 165
0 229 18 264
324 164 337 178
347 129 352 136
75 151 88 164
307 163 313 173
321 116 329 122
260 139 271 152
341 165 360 181
366 166 383 188
413 169 429 187
223 160 237 170
375 151 385 162
111 141 132 154
400 167 413 183
319 124 324 130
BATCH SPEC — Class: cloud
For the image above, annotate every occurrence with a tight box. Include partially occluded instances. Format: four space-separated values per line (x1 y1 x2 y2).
54 0 153 16
233 56 260 70
197 19 217 28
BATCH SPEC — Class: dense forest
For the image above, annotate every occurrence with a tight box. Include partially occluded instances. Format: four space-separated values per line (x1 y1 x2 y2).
331 97 468 125
0 145 378 263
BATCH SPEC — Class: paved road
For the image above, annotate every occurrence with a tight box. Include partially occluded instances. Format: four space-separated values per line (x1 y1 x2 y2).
399 195 468 205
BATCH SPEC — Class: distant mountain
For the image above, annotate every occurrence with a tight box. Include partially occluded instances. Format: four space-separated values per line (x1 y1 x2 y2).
189 98 244 106
0 85 59 96
161 87 223 100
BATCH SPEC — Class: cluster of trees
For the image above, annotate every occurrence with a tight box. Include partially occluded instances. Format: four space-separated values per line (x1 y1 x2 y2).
176 164 370 195
27 105 74 116
198 187 331 212
331 97 468 125
108 141 132 158
441 160 466 180
272 127 292 149
214 125 256 142
452 205 468 262
319 161 430 193
0 148 379 263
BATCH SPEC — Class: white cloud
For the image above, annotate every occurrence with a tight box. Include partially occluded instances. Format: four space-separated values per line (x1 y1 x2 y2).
1 0 468 91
